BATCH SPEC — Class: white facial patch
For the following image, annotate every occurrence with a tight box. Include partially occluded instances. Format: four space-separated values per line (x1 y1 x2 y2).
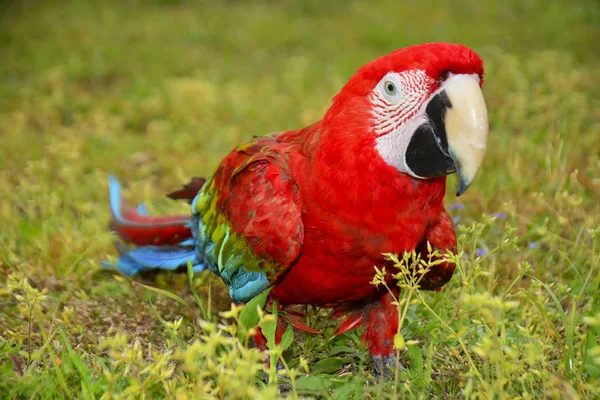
371 69 434 177
375 113 429 176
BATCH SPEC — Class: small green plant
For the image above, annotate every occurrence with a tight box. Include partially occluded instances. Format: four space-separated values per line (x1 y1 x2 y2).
99 310 283 399
4 275 48 370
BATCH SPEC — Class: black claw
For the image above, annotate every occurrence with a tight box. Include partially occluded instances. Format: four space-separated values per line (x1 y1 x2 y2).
263 360 291 391
372 354 405 379
277 382 292 393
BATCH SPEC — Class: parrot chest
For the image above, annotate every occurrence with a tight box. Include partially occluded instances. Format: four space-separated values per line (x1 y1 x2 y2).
271 201 438 305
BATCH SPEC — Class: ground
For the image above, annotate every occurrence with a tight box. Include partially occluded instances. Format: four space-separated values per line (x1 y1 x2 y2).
0 0 599 398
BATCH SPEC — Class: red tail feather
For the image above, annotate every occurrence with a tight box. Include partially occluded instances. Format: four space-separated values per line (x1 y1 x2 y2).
110 205 192 246
108 176 195 246
335 312 363 336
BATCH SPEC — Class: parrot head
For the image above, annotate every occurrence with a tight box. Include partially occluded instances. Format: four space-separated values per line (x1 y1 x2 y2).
324 42 488 196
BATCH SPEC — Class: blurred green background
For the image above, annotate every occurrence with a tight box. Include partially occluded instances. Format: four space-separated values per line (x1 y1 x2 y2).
1 0 598 204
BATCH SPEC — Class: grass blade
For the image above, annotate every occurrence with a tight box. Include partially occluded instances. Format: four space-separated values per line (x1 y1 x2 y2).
134 282 190 308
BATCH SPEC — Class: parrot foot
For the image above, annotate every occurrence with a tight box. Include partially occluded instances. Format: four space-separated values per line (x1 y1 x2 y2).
263 360 292 392
372 354 405 379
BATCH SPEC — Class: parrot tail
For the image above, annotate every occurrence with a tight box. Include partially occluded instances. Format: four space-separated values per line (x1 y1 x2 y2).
103 175 207 276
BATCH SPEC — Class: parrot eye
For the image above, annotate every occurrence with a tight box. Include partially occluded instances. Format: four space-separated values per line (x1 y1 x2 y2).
384 81 397 96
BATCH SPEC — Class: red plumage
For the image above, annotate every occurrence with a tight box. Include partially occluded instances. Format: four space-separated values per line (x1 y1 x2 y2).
211 136 305 273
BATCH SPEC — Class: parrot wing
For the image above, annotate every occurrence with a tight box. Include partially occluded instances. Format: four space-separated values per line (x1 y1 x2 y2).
193 135 305 303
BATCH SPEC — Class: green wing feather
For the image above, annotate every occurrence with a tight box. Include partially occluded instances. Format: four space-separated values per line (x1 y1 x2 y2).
193 136 304 302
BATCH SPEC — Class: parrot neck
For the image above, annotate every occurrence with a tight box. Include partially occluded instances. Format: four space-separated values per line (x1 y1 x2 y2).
300 120 448 217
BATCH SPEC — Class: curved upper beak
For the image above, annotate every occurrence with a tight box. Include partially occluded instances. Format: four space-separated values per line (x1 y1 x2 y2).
443 74 489 196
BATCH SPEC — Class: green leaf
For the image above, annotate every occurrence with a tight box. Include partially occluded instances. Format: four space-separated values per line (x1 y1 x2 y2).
327 345 358 356
149 302 185 348
527 276 576 376
0 358 13 377
60 330 94 400
254 298 280 384
35 315 70 399
424 340 434 388
134 282 190 308
584 331 600 378
295 376 333 395
310 357 352 374
257 298 279 350
279 323 294 352
407 343 423 375
259 317 277 350
187 260 208 320
239 287 272 338
333 381 357 400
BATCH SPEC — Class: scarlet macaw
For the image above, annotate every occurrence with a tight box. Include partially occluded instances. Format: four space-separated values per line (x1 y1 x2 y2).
106 42 489 374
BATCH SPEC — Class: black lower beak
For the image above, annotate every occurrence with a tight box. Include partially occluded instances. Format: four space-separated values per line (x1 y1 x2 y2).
405 90 456 178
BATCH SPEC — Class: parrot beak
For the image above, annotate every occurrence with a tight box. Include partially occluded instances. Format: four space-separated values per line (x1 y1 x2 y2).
403 73 489 195
443 74 489 196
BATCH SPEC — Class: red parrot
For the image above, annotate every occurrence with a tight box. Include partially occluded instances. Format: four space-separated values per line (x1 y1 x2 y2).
106 42 488 374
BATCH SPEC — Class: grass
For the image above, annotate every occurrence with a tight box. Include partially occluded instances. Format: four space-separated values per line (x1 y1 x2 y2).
1 0 599 398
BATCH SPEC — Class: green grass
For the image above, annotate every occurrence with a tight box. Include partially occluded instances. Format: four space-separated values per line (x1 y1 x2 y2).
1 0 599 398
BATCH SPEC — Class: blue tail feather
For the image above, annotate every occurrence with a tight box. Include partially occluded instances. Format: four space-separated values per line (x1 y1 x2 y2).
108 175 155 225
103 242 206 275
108 175 126 224
127 246 200 270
